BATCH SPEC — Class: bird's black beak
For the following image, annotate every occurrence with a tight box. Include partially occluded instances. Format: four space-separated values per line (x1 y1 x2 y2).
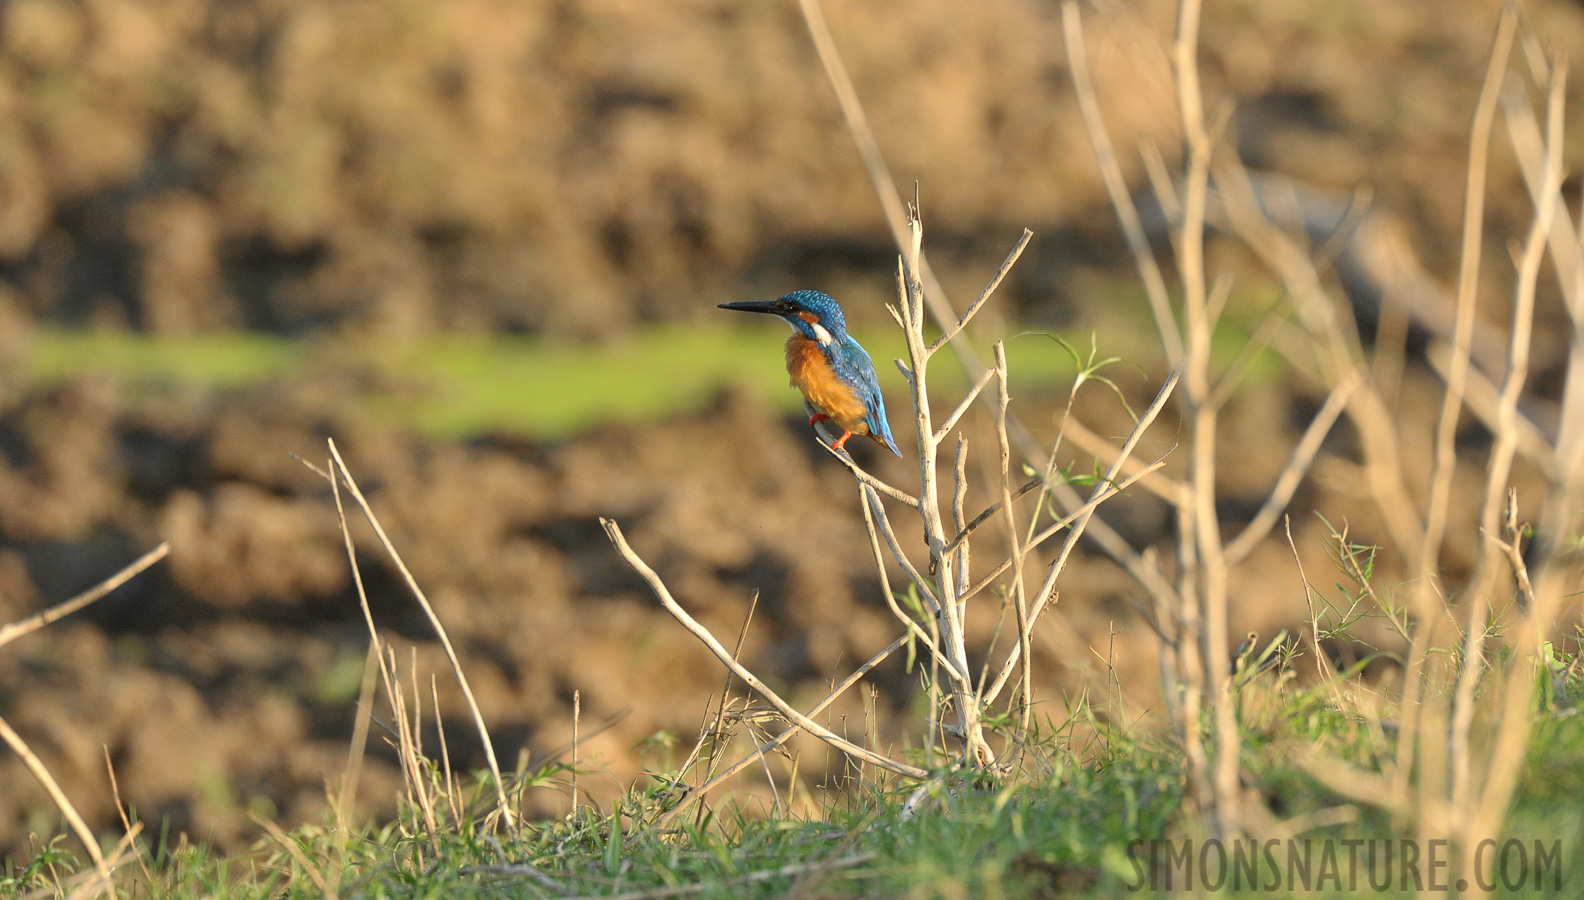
718 299 785 316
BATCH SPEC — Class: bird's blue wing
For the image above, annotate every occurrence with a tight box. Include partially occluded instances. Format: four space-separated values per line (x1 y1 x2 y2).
829 335 903 457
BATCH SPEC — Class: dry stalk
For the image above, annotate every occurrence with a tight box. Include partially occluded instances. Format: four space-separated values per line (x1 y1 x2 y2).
571 690 580 816
0 543 170 896
1060 0 1183 364
1449 54 1565 820
655 633 908 828
795 0 995 390
992 344 1033 738
860 493 961 680
1283 517 1335 686
0 714 112 891
432 675 460 825
0 543 170 651
1173 0 1248 838
327 641 380 899
1394 7 1518 821
982 368 1180 706
601 518 927 779
102 749 153 884
325 438 513 826
1222 374 1358 566
892 207 994 767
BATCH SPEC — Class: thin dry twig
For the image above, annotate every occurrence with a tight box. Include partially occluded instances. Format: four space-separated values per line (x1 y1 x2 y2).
602 518 927 778
1223 373 1359 565
326 438 513 825
1415 1 1519 586
1061 0 1184 364
1284 517 1334 686
0 714 111 888
1451 50 1565 826
860 490 965 681
821 444 920 508
993 344 1034 737
983 367 1179 704
657 633 910 827
933 368 997 444
1062 418 1186 505
928 231 1034 355
103 748 154 884
0 543 170 651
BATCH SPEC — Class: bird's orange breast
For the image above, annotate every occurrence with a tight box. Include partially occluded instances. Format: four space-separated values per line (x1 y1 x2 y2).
785 335 870 433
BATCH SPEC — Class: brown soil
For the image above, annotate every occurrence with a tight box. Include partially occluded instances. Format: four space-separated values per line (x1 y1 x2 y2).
0 0 1579 336
2 0 1582 862
0 354 1525 856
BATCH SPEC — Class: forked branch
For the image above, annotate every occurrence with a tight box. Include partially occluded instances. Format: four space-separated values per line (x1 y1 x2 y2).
602 518 928 779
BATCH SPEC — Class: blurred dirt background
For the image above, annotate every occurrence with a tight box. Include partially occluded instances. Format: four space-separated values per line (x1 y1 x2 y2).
2 0 1583 857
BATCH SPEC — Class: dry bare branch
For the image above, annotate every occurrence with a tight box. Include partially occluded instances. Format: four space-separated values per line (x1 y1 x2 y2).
1062 1 1184 363
928 231 1033 356
983 367 1179 704
1223 372 1359 565
326 438 513 826
0 543 170 651
602 518 927 779
0 714 111 889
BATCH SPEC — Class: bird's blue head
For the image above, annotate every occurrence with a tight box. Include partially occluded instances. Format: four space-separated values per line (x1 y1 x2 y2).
718 290 848 344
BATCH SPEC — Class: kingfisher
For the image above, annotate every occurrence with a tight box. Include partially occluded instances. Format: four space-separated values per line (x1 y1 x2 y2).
719 290 902 457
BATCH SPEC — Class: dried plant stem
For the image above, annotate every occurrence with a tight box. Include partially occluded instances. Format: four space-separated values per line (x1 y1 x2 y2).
1061 419 1185 505
326 438 513 826
0 543 170 651
1423 343 1555 472
860 489 963 680
327 641 380 899
657 633 908 827
796 0 990 385
897 210 993 767
1061 0 1184 364
572 690 581 816
1060 0 1217 826
1284 517 1334 685
0 714 111 888
689 590 758 817
1222 373 1358 565
929 231 1033 355
1394 15 1517 814
822 446 920 508
1451 53 1565 835
983 368 1179 705
328 459 401 740
602 518 927 778
1212 159 1424 560
1173 0 1246 838
0 544 171 896
992 344 1033 737
1421 3 1522 588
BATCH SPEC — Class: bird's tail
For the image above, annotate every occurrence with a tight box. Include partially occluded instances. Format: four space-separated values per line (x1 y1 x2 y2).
875 428 902 458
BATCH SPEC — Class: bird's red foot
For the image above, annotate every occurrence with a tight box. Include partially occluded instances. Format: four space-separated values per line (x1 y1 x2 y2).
808 413 831 427
831 430 854 451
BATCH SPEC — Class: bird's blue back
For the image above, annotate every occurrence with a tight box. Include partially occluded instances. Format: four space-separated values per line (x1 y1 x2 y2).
821 326 901 458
